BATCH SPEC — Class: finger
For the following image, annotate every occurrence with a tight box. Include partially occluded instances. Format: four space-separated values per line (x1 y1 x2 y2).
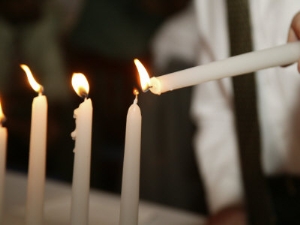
284 12 300 69
282 29 298 67
287 28 298 43
291 12 300 72
288 11 300 42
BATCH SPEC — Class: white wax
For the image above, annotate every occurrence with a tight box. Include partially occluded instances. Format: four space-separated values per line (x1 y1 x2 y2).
0 125 7 224
149 41 300 94
26 94 48 225
119 96 142 225
71 98 93 225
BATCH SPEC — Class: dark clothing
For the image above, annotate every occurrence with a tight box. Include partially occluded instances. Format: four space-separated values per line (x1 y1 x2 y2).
267 175 300 225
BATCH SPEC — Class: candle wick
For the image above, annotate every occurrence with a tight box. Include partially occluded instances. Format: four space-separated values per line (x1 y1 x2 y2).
79 88 88 99
0 117 6 126
133 95 138 104
133 89 139 104
38 86 44 96
83 93 89 100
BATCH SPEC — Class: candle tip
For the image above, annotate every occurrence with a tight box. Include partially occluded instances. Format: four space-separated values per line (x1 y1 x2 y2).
133 89 139 104
79 88 88 99
38 86 44 95
0 100 6 125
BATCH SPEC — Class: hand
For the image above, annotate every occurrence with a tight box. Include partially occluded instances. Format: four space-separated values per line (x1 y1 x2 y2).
206 205 247 225
288 11 300 72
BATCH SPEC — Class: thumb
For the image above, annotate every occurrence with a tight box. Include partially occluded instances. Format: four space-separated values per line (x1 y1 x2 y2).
288 11 300 42
286 12 300 72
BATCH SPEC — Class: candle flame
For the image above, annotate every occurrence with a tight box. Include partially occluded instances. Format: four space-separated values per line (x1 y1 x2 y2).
0 100 6 124
72 73 90 98
20 64 43 94
134 59 151 92
133 89 139 96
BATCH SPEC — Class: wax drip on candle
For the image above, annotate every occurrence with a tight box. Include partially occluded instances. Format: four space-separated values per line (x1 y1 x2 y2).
71 109 78 143
71 73 90 152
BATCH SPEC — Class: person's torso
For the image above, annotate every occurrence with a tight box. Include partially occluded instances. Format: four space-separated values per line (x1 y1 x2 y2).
194 0 300 175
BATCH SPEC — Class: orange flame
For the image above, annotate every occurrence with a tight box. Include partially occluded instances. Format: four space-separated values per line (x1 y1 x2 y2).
134 59 151 92
133 89 139 96
72 73 90 98
20 64 43 94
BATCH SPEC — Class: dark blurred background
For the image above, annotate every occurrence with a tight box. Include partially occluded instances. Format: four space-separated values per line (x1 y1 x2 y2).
0 0 207 215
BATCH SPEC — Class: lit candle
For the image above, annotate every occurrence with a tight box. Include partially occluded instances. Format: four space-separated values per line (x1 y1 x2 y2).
70 73 93 225
21 64 48 225
136 41 300 94
0 99 7 224
119 89 142 225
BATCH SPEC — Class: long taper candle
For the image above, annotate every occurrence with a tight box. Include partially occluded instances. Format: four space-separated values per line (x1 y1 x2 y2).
21 65 48 225
0 100 7 225
136 41 300 95
119 89 142 225
70 73 93 225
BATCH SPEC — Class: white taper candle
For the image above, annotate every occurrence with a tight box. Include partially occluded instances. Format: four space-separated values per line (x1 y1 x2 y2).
21 65 48 225
149 41 300 94
0 100 7 225
70 73 93 225
119 90 142 225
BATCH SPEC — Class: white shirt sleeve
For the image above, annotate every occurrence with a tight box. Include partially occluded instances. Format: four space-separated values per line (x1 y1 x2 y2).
151 3 199 72
191 78 244 213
